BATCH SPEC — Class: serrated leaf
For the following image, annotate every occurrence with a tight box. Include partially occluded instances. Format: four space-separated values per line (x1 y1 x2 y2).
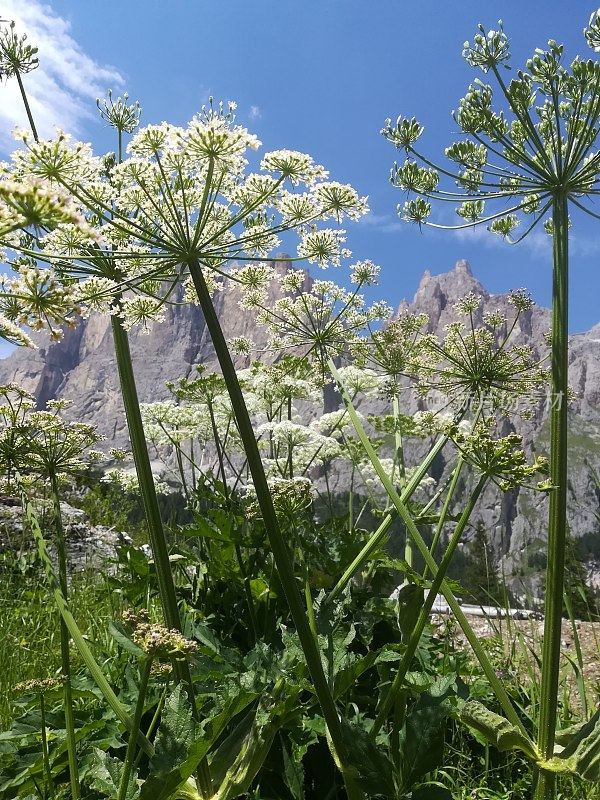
395 583 424 640
340 719 395 797
151 685 196 775
397 692 453 790
88 748 139 800
282 738 305 800
140 691 258 800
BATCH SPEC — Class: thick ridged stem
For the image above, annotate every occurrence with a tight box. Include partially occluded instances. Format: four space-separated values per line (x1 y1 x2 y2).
111 317 181 630
50 473 80 799
534 195 569 800
188 259 364 800
110 316 212 798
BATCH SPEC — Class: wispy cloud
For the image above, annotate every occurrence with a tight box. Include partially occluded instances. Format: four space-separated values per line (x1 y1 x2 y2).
0 0 122 149
358 210 404 234
452 222 552 258
249 104 262 121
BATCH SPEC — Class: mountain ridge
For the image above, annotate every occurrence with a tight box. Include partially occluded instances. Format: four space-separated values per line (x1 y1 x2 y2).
1 259 599 594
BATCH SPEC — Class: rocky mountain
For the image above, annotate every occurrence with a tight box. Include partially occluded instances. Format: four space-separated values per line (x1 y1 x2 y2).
1 258 599 594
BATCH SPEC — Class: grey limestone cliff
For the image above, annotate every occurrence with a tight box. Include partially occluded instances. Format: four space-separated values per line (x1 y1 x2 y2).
1 258 599 592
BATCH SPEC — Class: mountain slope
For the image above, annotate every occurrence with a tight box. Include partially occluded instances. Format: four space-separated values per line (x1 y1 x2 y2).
1 259 599 592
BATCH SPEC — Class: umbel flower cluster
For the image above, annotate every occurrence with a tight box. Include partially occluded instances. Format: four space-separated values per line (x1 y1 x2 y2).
0 383 103 491
138 284 548 509
382 14 600 239
0 94 371 346
122 609 198 661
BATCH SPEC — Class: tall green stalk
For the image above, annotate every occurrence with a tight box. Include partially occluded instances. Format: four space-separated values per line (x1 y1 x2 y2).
111 315 213 798
39 690 55 799
188 258 364 800
111 316 182 630
392 393 412 568
50 472 80 800
326 434 447 605
534 195 570 800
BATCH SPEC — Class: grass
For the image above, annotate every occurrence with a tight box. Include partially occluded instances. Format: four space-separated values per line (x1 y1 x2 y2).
0 551 122 728
2 535 600 798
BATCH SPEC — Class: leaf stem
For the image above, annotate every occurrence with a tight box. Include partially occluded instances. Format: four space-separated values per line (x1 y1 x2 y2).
371 475 486 735
328 357 528 737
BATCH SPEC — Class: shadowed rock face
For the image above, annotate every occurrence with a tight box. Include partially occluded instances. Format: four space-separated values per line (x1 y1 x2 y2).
1 258 599 593
0 259 309 442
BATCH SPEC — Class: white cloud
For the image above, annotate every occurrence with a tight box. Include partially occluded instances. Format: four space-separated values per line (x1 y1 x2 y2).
452 222 551 258
249 104 262 120
358 210 404 234
0 1 123 149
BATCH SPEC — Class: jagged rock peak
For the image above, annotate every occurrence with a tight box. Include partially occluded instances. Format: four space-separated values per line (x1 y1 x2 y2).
454 258 472 275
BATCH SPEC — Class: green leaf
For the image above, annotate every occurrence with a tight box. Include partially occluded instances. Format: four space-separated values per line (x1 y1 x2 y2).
340 719 395 797
88 748 139 800
395 583 424 641
151 685 196 776
460 701 538 761
397 692 452 790
553 707 600 781
140 691 258 800
333 650 385 700
108 621 147 660
282 738 305 800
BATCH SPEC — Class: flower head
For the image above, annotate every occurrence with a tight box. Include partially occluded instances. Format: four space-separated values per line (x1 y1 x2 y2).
0 20 38 78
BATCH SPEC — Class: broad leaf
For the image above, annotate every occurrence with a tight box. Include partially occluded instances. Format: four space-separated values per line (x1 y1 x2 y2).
340 719 395 797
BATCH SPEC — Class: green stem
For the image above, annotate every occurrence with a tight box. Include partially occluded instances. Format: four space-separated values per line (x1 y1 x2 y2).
40 693 55 799
134 681 169 772
304 564 318 641
326 435 448 606
423 455 465 579
329 513 394 604
188 259 364 800
371 476 486 736
328 357 529 738
118 658 152 800
15 69 39 141
110 315 212 798
111 316 181 631
50 473 80 799
534 195 569 800
392 394 411 568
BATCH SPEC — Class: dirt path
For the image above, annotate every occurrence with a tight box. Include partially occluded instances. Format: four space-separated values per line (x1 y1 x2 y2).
434 612 600 711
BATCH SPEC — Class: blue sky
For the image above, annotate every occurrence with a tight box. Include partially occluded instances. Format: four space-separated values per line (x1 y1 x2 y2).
2 0 600 361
